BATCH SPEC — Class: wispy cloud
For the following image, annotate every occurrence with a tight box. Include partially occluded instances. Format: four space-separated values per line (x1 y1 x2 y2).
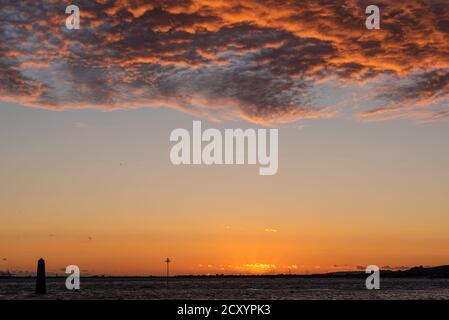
73 121 88 128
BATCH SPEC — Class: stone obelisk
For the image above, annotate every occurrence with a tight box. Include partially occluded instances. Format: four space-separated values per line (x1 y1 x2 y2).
35 258 46 294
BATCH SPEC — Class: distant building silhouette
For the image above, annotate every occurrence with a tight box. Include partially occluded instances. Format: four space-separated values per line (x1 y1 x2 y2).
0 270 12 278
36 258 46 294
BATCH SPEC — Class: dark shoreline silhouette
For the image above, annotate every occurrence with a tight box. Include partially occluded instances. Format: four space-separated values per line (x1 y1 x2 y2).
2 265 449 279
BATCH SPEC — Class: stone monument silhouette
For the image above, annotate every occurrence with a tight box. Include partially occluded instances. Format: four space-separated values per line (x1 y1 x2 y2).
35 258 46 294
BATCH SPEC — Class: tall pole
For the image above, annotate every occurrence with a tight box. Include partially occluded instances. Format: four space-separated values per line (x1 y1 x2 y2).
165 258 170 289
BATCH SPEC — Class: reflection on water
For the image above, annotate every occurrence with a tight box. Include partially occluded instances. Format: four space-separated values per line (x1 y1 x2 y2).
1 277 449 300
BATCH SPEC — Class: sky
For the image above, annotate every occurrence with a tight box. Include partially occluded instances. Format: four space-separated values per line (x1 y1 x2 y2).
1 0 449 276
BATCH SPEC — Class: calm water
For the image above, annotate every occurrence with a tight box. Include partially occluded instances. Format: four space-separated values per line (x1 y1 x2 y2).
1 277 449 300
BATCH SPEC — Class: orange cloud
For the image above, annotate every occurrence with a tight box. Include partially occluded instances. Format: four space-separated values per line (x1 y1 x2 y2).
0 0 448 124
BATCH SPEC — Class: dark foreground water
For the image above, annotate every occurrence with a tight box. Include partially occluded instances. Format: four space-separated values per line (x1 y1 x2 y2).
1 277 449 300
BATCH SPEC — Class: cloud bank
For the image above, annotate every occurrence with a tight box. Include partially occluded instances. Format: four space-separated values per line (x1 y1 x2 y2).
1 0 449 124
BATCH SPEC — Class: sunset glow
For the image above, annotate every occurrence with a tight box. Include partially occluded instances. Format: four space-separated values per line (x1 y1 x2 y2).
1 0 449 277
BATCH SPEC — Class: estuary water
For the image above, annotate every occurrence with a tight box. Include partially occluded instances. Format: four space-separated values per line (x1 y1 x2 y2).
1 277 448 300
